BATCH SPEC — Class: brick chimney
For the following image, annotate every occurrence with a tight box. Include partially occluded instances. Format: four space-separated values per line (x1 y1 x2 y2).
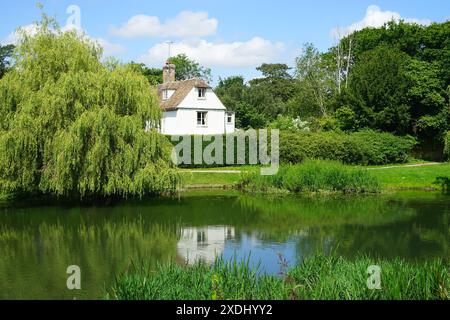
163 62 176 83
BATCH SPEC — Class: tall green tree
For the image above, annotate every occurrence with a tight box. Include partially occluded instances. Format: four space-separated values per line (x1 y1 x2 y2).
128 62 163 85
215 76 269 128
334 21 450 143
168 54 212 83
291 43 336 117
250 63 295 102
346 45 411 134
0 17 179 198
406 59 449 140
215 76 247 110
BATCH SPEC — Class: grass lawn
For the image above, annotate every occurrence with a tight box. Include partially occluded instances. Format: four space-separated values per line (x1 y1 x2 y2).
180 171 242 187
180 162 450 191
179 166 257 187
372 163 450 190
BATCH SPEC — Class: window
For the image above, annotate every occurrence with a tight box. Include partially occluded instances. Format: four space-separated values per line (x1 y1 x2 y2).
227 113 233 124
197 231 206 243
197 111 207 126
162 90 169 100
198 88 206 99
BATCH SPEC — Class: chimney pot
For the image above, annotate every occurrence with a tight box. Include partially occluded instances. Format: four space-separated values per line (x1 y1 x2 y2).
163 63 176 83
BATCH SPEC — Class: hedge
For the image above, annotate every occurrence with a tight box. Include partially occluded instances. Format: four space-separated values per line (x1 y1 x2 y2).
166 130 417 167
280 130 417 165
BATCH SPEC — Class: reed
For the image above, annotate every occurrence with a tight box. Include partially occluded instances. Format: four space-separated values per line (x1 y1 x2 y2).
238 160 381 194
108 253 449 300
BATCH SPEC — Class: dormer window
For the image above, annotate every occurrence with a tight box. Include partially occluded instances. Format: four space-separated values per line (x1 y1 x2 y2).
163 90 169 101
198 88 206 99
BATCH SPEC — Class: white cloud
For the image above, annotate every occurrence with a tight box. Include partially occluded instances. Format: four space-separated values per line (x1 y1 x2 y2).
2 24 40 45
110 11 218 38
138 37 285 68
94 38 125 56
332 5 432 38
2 23 125 57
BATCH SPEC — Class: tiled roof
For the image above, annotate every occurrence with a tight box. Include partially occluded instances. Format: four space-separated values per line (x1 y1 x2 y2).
157 79 210 111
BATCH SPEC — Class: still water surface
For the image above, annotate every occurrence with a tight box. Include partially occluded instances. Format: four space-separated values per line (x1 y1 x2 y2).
0 191 448 299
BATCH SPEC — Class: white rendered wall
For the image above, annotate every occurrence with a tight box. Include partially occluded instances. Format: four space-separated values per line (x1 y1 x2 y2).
160 110 177 134
177 88 226 111
225 112 235 134
161 109 227 135
160 87 236 135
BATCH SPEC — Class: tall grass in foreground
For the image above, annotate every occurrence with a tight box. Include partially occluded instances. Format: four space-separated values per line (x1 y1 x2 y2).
238 160 381 194
107 254 449 300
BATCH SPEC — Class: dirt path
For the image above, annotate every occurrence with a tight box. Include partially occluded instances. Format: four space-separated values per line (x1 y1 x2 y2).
367 162 443 170
182 170 242 174
182 162 445 174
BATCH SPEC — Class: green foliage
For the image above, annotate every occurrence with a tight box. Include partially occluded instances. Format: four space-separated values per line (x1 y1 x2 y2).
213 21 450 158
168 53 212 83
351 131 418 164
347 45 411 133
250 63 295 102
215 64 296 128
128 62 163 85
108 254 449 300
331 21 450 156
168 134 264 168
238 160 380 194
279 130 416 165
0 44 15 79
215 76 246 109
0 18 179 198
269 115 309 131
444 131 450 161
334 105 360 131
214 76 244 117
292 43 336 117
168 130 415 169
214 76 271 128
234 101 268 129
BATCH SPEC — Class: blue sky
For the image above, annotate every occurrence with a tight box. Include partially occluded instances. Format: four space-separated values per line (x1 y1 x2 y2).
1 0 449 82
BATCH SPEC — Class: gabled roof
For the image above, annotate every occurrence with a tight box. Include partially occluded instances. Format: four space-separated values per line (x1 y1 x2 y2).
157 79 211 111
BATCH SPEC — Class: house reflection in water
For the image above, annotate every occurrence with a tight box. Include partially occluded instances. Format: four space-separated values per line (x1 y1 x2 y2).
177 226 235 265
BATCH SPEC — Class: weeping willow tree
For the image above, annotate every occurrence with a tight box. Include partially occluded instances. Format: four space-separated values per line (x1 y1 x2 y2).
0 17 179 198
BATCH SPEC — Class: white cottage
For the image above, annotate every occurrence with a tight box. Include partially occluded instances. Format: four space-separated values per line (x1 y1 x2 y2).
157 62 235 135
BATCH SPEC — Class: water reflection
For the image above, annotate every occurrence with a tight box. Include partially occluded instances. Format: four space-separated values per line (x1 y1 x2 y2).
177 226 235 264
0 190 448 299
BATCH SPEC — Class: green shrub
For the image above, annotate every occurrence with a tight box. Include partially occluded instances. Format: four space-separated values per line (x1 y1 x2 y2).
238 160 381 194
334 106 360 131
280 130 416 165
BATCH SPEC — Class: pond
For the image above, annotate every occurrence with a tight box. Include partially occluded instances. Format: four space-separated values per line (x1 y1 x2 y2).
0 190 448 299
